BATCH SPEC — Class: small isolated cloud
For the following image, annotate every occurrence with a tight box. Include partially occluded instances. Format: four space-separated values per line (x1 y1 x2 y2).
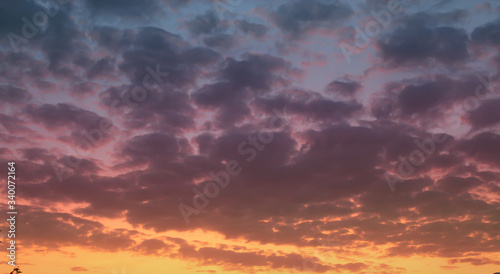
71 266 89 271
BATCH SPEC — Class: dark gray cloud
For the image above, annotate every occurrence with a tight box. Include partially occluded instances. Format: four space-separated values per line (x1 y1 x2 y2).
467 98 500 129
193 53 296 127
192 82 251 127
24 103 109 132
0 51 49 83
24 103 114 148
0 85 31 105
118 27 219 87
100 85 197 131
0 113 32 134
16 206 137 251
372 76 479 119
236 20 268 38
71 82 97 96
457 132 500 166
85 0 163 20
471 19 500 46
87 57 116 79
185 10 229 36
97 27 220 131
255 93 362 122
378 16 469 66
271 0 353 37
0 0 46 46
117 132 186 168
28 3 86 74
18 147 55 162
325 79 362 96
218 53 293 91
397 78 454 114
203 34 238 50
90 26 136 51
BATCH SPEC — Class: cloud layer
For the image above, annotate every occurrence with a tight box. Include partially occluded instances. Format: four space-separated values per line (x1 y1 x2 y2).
1 0 499 273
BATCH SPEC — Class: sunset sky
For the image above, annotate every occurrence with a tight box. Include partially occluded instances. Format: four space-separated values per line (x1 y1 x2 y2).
1 0 500 273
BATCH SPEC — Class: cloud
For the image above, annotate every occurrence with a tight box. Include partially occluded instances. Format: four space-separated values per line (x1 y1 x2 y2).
325 79 362 96
24 103 113 146
255 92 362 121
87 57 116 79
192 53 297 127
271 0 353 37
117 132 186 168
457 132 500 166
471 19 500 46
173 239 333 272
449 257 500 266
0 113 32 134
97 27 220 130
133 239 173 256
467 98 500 129
185 10 229 36
0 0 45 45
18 147 55 162
38 6 87 74
203 34 238 50
84 0 163 20
0 85 31 105
2 1 499 272
372 75 479 120
236 20 268 38
378 15 469 66
90 26 136 51
70 266 89 271
17 206 138 251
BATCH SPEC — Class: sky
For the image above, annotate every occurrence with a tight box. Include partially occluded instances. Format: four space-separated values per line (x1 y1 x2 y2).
1 0 500 273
